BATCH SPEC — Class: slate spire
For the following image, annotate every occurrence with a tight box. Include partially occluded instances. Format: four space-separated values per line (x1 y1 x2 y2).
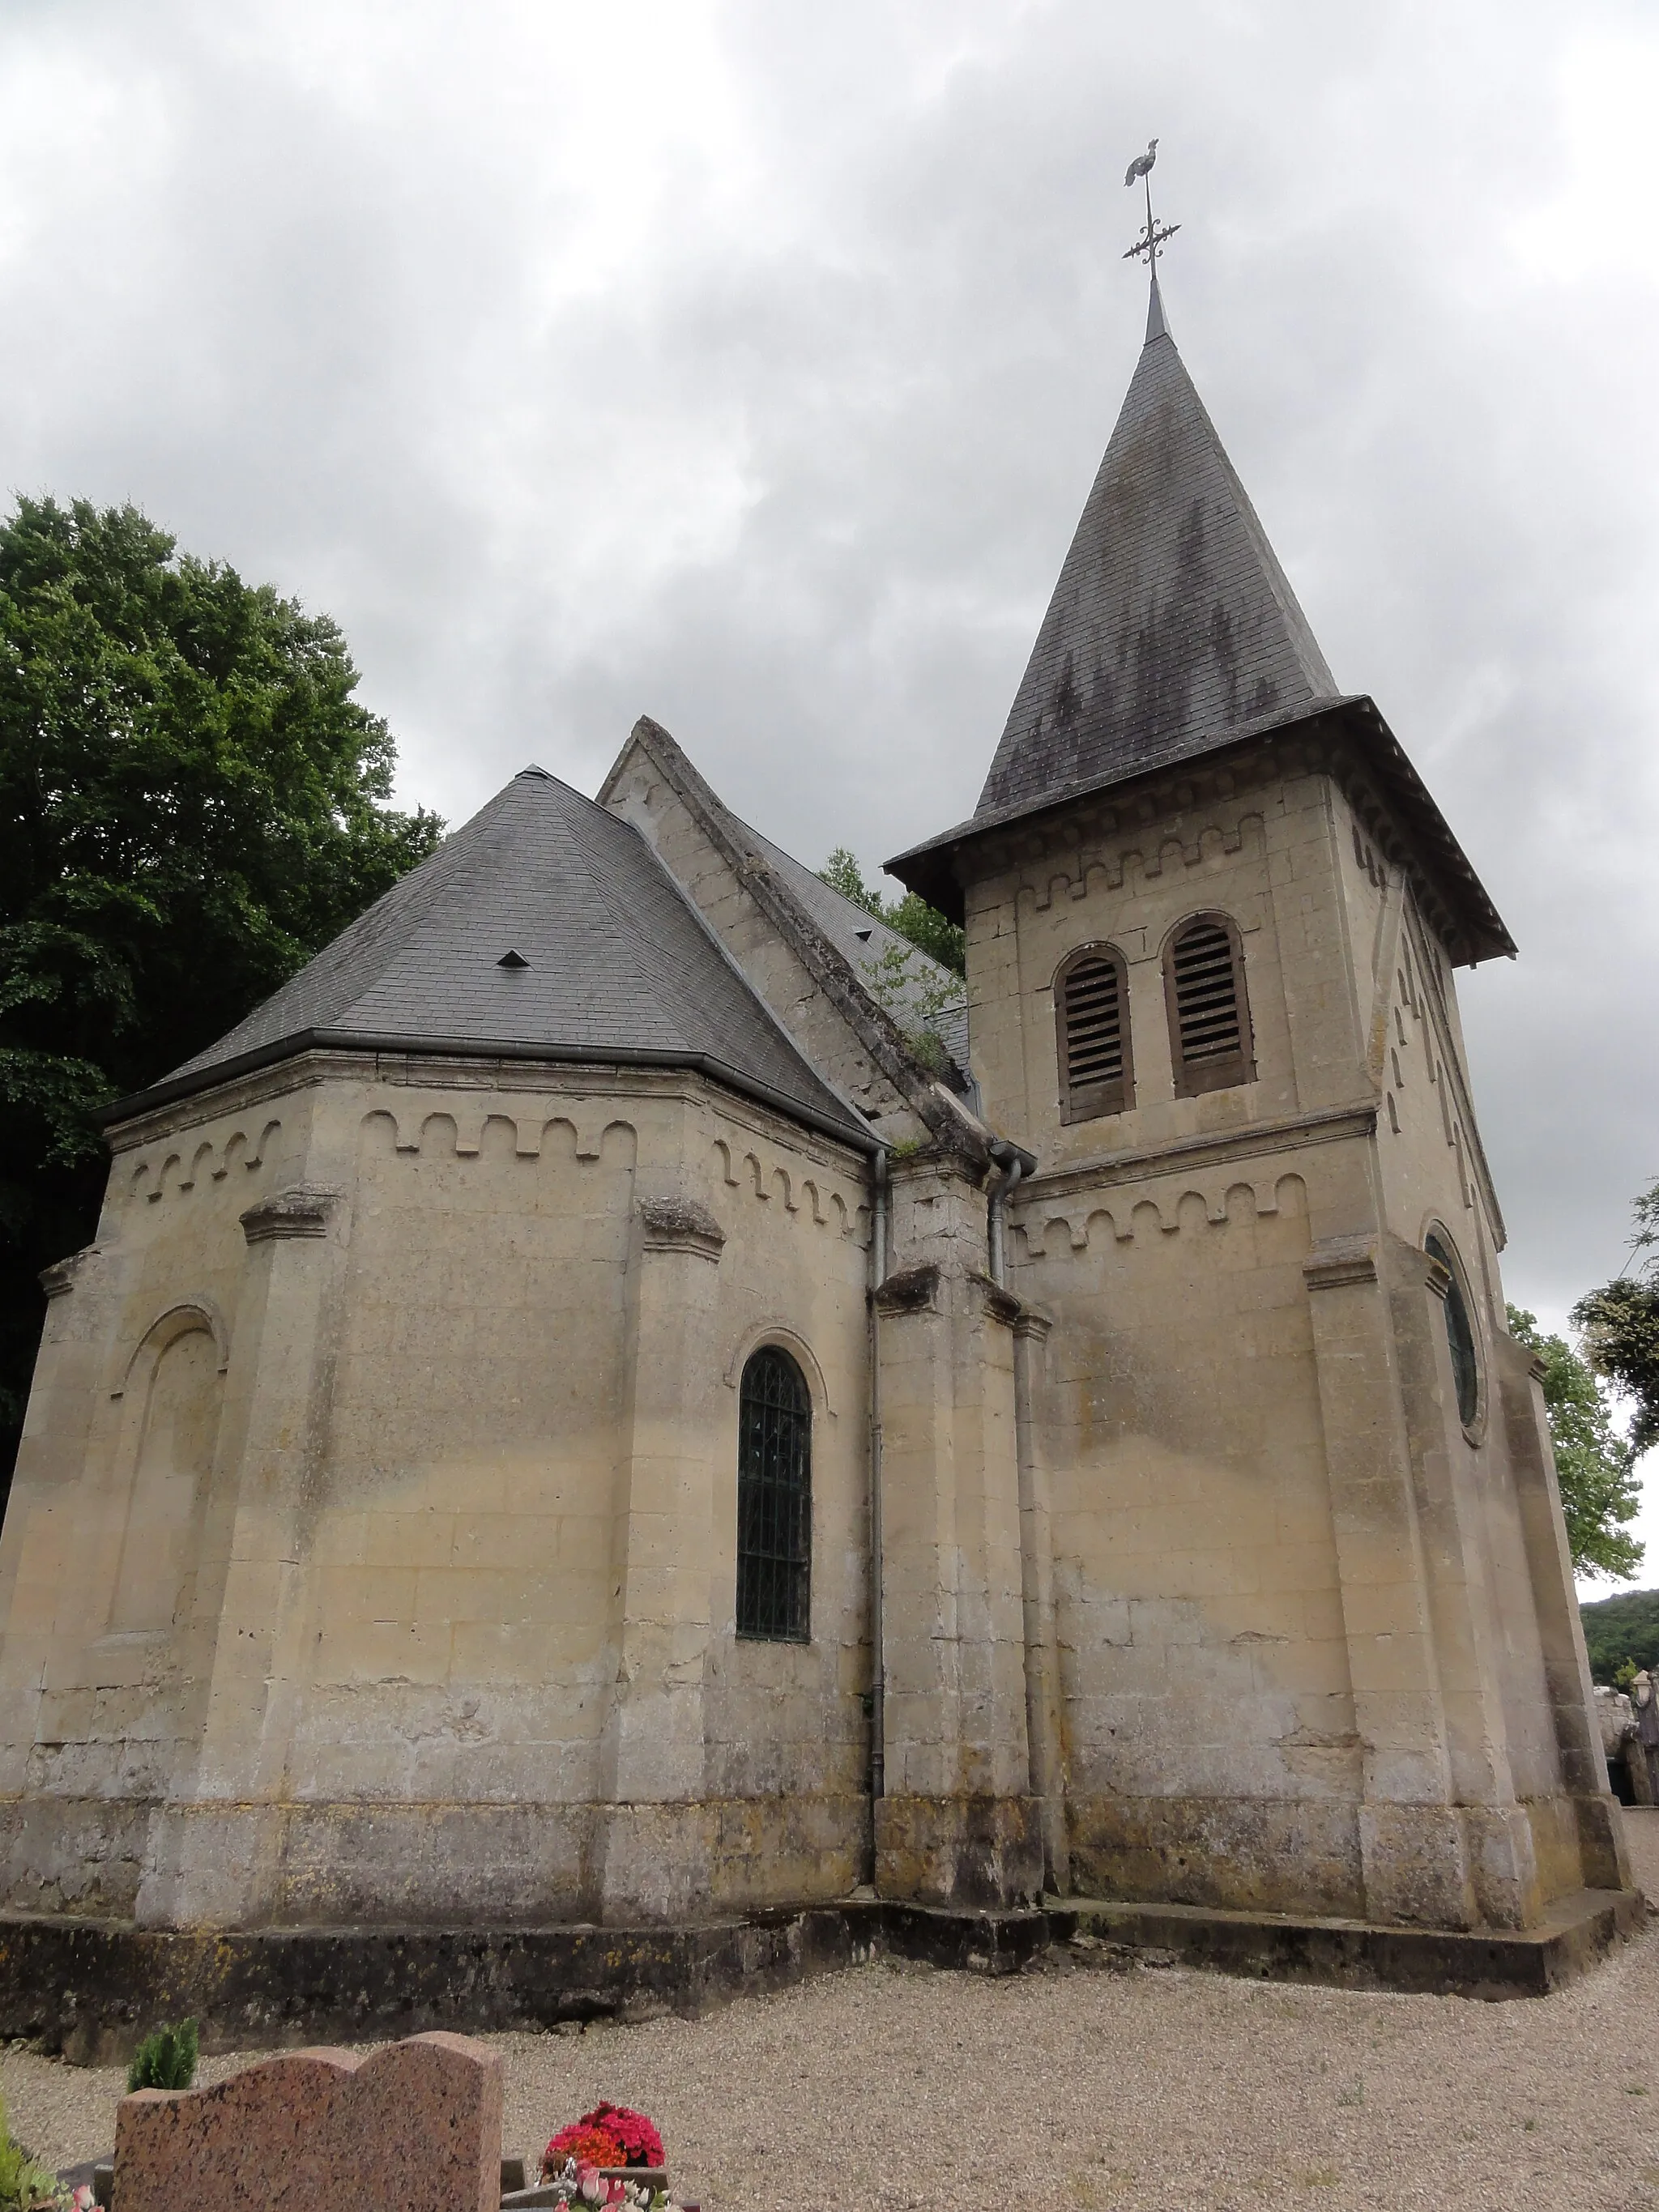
1145 267 1168 346
972 305 1339 827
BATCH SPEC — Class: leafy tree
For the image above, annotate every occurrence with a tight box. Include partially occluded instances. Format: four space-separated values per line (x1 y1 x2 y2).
818 847 966 978
1572 1180 1659 1456
0 496 442 1502
1579 1588 1659 1687
1508 1306 1643 1583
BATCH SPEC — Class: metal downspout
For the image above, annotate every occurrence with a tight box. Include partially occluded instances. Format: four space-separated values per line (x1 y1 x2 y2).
988 1153 1024 1288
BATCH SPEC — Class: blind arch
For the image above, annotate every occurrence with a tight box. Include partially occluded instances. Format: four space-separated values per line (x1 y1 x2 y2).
736 1345 812 1643
1055 944 1133 1122
110 1320 222 1636
1164 913 1255 1097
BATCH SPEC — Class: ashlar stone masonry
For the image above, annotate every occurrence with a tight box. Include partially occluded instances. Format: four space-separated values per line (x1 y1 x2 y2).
0 275 1627 1955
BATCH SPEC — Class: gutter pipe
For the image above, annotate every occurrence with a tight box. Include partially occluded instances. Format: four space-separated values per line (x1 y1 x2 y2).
987 1136 1037 1289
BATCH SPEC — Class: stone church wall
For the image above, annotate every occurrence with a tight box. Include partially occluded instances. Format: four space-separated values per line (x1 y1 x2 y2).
0 1056 876 1930
0 1093 295 1916
1337 797 1595 1904
1013 1164 1363 1915
970 753 1614 1928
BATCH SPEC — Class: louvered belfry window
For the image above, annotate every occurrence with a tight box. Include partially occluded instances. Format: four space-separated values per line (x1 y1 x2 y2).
1166 914 1254 1097
736 1346 812 1643
1056 946 1132 1122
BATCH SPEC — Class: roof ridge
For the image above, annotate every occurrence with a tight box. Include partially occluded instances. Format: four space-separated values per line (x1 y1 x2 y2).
733 812 964 1007
585 799 883 1141
603 717 982 1158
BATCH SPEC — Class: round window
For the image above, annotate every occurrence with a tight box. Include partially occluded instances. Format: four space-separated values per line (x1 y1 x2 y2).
1425 1231 1479 1429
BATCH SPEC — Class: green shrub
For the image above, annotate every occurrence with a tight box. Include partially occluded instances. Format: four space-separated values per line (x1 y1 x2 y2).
126 2018 198 2094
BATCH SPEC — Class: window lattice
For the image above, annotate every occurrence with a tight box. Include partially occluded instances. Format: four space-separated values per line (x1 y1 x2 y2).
736 1346 812 1643
1168 917 1252 1093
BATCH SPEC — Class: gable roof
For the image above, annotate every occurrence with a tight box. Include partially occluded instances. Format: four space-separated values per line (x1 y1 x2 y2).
974 314 1339 825
597 714 989 1163
731 814 966 1051
110 765 874 1144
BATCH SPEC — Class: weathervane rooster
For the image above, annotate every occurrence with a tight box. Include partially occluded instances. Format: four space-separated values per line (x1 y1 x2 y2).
1122 135 1179 323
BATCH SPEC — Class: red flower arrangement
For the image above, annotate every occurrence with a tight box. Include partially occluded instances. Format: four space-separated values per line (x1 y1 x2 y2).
541 2104 663 2178
542 2122 625 2177
577 2103 663 2168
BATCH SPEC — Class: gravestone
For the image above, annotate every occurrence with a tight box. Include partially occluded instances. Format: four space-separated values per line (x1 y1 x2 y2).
1595 1686 1650 1806
113 2030 501 2212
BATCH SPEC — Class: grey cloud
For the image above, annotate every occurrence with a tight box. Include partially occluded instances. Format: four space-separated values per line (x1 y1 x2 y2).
4 0 1658 1565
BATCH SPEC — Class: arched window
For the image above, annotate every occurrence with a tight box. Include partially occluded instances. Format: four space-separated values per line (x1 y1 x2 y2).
1165 914 1255 1097
736 1346 812 1642
1055 944 1133 1122
1425 1230 1481 1430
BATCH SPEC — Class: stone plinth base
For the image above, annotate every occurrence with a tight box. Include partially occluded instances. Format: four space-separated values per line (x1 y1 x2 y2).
874 1793 1043 1909
0 1884 1642 2063
1051 1884 1648 1999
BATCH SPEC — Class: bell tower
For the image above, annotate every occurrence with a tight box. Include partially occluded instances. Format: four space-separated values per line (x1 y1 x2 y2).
887 206 1625 1932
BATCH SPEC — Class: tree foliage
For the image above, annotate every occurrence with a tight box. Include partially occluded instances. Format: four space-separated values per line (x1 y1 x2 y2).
1572 1180 1659 1458
1508 1305 1643 1583
1579 1587 1659 1687
0 496 441 1490
818 847 966 978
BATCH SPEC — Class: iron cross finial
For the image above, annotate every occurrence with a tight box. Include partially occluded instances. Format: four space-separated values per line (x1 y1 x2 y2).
1123 137 1179 275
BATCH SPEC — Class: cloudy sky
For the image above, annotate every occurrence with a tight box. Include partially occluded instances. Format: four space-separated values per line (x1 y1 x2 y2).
4 2 1657 1577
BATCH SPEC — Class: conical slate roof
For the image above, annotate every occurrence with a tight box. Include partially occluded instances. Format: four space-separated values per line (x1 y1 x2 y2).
973 309 1339 825
122 766 871 1142
885 298 1513 965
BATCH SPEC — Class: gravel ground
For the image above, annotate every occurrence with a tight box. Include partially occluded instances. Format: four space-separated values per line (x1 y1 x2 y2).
8 1818 1659 2210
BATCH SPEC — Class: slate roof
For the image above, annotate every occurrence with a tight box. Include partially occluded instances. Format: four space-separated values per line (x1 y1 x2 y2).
974 313 1338 824
885 299 1514 965
117 767 874 1143
734 816 968 1056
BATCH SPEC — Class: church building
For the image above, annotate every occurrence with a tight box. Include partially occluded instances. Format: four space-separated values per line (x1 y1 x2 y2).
0 259 1627 1951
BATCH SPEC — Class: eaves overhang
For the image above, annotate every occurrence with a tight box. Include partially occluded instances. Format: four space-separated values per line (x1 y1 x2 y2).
886 694 1516 968
97 1026 881 1154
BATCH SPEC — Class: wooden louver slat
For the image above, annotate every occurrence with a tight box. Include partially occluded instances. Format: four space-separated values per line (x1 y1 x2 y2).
1064 957 1124 1087
1168 917 1252 1094
1059 948 1130 1120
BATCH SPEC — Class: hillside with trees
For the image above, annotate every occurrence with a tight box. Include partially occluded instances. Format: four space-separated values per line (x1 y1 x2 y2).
1580 1588 1659 1686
